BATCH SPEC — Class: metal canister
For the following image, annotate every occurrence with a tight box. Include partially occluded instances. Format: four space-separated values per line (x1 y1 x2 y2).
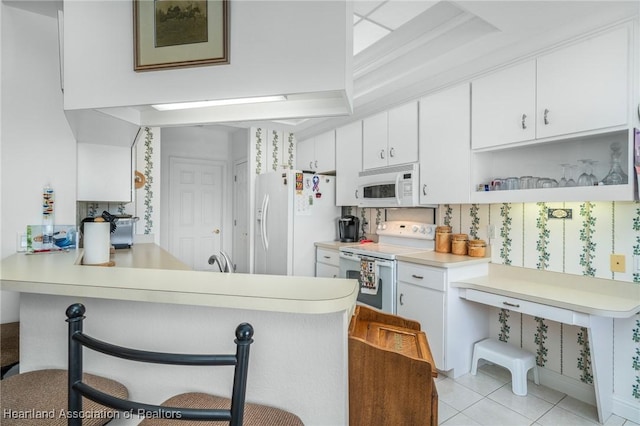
435 226 452 253
451 234 468 255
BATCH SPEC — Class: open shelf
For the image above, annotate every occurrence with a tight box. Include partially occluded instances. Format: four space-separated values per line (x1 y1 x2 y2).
470 129 636 203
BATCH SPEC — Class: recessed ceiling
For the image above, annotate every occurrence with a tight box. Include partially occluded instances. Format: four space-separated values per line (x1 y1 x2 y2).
354 1 440 54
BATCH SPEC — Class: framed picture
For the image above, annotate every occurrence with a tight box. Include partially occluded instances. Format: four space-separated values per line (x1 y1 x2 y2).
133 0 229 71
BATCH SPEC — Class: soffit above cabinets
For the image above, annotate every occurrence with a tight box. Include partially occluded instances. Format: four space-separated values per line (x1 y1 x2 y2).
293 0 639 140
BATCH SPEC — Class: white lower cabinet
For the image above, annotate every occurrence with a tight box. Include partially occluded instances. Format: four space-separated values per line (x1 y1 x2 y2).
397 261 490 377
315 247 340 278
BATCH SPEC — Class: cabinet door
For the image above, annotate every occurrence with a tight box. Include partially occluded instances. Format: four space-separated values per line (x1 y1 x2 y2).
314 130 336 173
537 26 629 139
471 60 536 149
388 102 418 166
296 137 315 171
336 121 363 206
316 262 339 278
397 281 445 369
362 111 389 170
420 84 470 204
77 143 132 202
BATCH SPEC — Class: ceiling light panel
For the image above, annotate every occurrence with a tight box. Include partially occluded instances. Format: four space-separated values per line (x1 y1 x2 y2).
368 0 439 30
354 19 391 55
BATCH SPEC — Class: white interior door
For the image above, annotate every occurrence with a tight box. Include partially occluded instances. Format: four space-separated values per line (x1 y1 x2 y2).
233 160 249 273
169 157 225 270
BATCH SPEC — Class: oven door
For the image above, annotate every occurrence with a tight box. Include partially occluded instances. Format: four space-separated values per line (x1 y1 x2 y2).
339 251 396 314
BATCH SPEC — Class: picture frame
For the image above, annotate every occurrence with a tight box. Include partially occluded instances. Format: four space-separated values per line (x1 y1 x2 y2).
133 0 229 71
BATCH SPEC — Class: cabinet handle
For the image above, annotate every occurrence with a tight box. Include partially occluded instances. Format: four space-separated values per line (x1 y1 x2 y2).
399 293 404 306
422 184 427 196
323 255 331 259
379 149 385 159
411 274 424 279
309 161 313 169
543 109 550 125
355 189 359 199
503 301 520 308
314 160 318 168
521 113 527 129
389 147 395 158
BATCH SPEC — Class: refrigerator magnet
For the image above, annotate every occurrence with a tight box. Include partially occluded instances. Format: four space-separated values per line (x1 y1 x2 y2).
312 175 320 192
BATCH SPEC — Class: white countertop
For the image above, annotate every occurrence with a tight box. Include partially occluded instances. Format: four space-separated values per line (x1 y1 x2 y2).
0 244 358 315
452 263 640 318
396 251 492 268
316 240 491 268
314 241 361 249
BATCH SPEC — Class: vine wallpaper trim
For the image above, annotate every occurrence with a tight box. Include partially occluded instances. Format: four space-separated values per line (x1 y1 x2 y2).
143 127 154 235
255 128 263 175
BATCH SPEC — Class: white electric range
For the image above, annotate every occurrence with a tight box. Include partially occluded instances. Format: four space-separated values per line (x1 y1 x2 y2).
338 221 436 314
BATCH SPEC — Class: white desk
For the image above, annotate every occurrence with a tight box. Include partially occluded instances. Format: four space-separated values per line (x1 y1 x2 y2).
453 264 640 424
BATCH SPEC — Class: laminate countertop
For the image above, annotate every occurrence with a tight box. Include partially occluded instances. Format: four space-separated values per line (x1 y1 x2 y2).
452 263 640 318
315 241 491 268
0 244 358 314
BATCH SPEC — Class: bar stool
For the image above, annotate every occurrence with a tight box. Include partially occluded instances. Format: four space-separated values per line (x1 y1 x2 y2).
1 369 128 426
1 322 19 378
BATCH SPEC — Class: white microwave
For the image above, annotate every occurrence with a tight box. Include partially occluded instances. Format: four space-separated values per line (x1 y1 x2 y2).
357 163 420 208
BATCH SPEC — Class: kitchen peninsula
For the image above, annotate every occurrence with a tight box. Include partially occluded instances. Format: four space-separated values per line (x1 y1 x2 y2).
0 244 358 425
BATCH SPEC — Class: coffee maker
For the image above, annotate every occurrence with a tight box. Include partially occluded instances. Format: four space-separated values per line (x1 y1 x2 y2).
339 215 360 242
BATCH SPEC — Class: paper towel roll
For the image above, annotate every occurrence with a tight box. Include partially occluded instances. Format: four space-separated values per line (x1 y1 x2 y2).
83 222 111 265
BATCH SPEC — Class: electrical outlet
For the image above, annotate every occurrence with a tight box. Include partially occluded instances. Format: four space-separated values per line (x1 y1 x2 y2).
488 224 497 239
610 254 626 273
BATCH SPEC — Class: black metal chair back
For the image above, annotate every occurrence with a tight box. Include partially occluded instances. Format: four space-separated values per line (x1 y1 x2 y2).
66 303 253 426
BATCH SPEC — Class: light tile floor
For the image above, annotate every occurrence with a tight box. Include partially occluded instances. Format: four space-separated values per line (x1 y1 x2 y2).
436 364 639 426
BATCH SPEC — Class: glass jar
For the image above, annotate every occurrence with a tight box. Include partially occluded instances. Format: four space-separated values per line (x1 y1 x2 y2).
602 142 628 185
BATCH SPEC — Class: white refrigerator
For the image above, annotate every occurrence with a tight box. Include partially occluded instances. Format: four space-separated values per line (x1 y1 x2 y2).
255 170 340 276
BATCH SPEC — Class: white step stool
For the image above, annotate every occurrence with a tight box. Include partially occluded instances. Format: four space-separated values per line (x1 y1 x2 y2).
471 338 540 396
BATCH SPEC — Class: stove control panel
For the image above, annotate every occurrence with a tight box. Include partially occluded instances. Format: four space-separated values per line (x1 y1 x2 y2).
376 221 436 240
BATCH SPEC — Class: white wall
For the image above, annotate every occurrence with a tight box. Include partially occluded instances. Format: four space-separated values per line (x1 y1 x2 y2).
62 1 351 110
1 5 77 322
159 126 235 255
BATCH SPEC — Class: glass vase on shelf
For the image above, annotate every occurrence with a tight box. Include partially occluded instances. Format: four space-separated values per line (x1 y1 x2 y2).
602 142 628 185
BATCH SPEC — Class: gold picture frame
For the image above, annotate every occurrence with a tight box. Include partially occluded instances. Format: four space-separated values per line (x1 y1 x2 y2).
133 0 229 71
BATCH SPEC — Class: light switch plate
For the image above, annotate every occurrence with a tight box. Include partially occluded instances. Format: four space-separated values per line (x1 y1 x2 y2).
610 254 626 273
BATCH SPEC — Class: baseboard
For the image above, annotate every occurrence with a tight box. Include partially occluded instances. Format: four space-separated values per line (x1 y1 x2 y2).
536 367 597 406
612 395 640 423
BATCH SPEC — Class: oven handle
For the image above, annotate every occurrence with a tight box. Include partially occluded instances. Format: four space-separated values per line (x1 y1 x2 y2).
339 252 395 269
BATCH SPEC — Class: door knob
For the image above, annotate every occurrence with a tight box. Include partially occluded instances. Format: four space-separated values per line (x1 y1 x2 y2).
213 229 220 234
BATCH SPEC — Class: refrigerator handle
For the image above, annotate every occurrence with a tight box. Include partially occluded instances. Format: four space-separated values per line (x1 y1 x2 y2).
262 194 269 251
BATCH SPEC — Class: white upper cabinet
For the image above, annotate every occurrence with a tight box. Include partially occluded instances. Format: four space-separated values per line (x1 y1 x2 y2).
296 130 336 174
296 138 316 171
77 143 132 202
536 26 629 139
363 102 418 170
419 84 471 205
471 61 536 150
472 26 630 150
388 102 419 166
362 112 388 170
335 121 363 206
